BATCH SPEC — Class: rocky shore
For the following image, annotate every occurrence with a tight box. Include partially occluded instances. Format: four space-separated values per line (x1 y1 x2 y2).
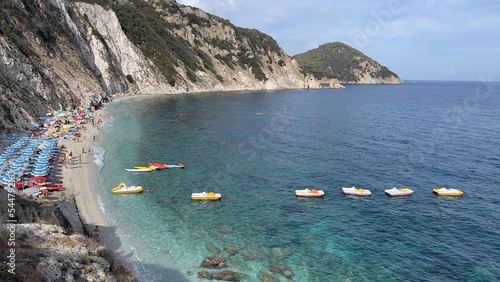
0 107 136 281
0 188 136 281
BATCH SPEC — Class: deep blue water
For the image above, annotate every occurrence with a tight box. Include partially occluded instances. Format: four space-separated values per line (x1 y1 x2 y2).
95 81 500 281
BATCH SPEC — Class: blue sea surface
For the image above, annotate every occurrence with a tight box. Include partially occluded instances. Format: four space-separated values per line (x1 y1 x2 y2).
94 81 500 281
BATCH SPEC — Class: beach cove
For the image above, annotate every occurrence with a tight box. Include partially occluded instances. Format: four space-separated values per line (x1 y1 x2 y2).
92 82 500 281
3 81 499 281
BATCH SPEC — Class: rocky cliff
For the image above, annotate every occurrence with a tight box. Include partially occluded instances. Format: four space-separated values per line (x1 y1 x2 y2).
293 42 403 84
0 0 310 137
0 189 136 281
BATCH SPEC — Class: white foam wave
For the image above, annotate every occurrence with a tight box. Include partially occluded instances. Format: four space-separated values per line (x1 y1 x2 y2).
92 145 106 170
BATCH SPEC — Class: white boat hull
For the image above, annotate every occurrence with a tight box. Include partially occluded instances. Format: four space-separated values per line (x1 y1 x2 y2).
295 189 324 197
191 192 221 200
342 186 371 196
385 188 414 197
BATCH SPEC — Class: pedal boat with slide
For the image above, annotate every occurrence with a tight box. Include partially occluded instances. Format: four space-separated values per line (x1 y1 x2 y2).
112 182 143 194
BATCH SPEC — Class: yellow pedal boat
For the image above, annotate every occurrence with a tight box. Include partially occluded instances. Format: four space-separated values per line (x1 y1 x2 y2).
112 182 143 194
191 192 221 201
433 187 463 196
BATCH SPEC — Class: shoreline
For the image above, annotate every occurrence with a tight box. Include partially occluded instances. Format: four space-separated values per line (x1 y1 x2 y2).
57 108 118 249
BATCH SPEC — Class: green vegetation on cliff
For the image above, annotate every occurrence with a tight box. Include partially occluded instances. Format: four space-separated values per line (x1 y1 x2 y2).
114 0 201 86
112 0 280 84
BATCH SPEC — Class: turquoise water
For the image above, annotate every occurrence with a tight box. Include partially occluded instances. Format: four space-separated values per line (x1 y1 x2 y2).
94 82 500 281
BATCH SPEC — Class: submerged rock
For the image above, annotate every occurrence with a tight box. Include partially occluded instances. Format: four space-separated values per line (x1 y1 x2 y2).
258 268 279 282
213 270 246 281
270 247 292 260
224 244 243 256
206 242 221 254
241 251 262 261
201 257 227 269
269 262 294 279
198 270 246 281
198 270 213 279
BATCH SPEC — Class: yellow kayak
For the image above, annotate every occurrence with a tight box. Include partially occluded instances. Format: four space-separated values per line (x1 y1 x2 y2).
133 166 155 171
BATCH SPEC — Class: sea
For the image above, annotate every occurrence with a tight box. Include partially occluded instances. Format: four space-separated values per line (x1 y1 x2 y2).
92 81 500 282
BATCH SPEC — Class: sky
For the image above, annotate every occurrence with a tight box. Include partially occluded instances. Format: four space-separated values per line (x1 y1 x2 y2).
177 0 500 81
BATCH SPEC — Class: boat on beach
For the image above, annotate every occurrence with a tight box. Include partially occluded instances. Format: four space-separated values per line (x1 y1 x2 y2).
191 192 221 200
295 188 324 198
342 186 372 196
385 187 414 197
112 182 143 194
46 183 65 191
31 183 65 191
433 187 463 196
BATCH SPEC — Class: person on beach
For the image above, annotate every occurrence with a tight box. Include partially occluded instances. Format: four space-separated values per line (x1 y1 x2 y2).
61 153 67 168
68 151 73 168
93 225 100 242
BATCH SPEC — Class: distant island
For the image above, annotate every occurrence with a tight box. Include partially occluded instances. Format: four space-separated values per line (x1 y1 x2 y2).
293 42 403 84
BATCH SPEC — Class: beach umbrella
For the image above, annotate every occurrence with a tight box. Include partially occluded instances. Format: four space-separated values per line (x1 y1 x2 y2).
66 106 72 111
0 178 13 185
46 112 52 116
32 166 48 172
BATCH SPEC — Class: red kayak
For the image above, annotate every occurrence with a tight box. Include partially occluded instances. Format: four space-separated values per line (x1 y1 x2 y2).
149 163 169 170
46 184 65 191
